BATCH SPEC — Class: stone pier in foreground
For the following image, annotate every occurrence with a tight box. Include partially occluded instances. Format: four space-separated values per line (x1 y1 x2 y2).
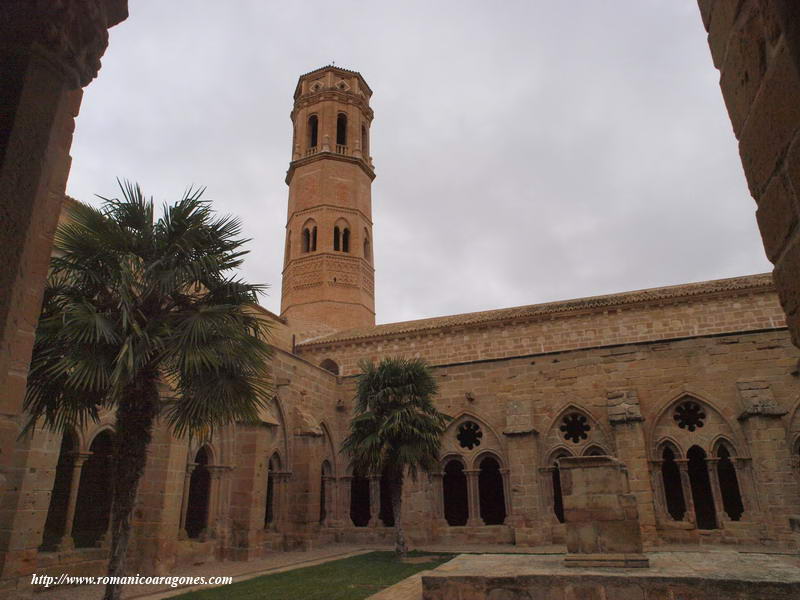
560 455 649 568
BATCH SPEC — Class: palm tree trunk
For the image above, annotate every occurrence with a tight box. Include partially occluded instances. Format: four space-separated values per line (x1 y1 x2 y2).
390 471 407 557
103 377 160 600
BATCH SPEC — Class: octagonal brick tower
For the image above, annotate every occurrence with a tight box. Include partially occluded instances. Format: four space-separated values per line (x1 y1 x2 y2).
280 66 376 333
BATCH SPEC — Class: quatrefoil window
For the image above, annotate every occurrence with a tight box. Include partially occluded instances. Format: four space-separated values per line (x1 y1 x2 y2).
673 401 705 432
560 413 590 444
457 421 482 450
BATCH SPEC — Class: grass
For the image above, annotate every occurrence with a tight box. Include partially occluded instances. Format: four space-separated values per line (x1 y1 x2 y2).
173 551 455 600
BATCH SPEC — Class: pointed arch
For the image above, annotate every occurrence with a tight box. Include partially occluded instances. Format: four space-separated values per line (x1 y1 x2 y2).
582 444 607 457
655 436 685 459
649 389 749 460
542 404 614 459
319 420 337 477
441 411 506 459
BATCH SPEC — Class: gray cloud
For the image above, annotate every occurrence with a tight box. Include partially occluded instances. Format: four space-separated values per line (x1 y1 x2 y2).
66 0 771 324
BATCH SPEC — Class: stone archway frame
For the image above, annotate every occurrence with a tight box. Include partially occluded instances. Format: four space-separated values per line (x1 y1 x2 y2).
472 449 511 523
649 389 755 529
441 413 507 527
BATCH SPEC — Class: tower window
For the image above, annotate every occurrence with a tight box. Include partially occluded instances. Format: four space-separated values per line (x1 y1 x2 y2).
361 124 369 158
342 228 350 253
363 233 371 262
311 226 317 251
308 115 318 148
336 113 347 146
334 226 341 251
302 228 310 253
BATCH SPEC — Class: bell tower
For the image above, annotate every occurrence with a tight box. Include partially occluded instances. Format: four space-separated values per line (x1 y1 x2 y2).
280 66 376 333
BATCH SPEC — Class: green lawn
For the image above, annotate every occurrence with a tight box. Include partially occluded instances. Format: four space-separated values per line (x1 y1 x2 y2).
173 551 455 600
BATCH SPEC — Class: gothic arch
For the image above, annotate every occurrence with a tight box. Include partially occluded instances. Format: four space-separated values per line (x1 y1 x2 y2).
319 420 337 477
651 391 752 528
650 390 749 460
269 392 292 471
441 411 505 461
656 437 684 459
582 444 608 457
541 404 614 460
546 446 574 465
83 424 114 454
472 449 505 470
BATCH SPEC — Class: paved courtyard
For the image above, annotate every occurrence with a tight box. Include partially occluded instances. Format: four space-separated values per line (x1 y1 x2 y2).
19 544 800 600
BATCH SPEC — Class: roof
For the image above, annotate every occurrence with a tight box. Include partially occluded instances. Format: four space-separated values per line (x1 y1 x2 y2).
297 273 775 347
294 65 373 97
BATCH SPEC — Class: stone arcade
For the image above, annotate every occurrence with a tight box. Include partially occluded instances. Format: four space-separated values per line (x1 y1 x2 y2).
1 65 799 590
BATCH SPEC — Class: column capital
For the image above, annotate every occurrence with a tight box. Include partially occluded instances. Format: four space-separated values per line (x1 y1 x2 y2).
1 0 129 88
69 451 93 465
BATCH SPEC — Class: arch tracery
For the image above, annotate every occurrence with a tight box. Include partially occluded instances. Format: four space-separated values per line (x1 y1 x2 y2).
651 393 751 530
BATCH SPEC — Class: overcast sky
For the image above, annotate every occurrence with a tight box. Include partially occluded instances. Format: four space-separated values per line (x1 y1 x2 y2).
66 0 771 325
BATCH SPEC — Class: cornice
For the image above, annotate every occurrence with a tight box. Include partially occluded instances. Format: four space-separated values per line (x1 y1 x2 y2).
297 274 776 348
292 90 373 120
286 152 376 185
287 205 373 228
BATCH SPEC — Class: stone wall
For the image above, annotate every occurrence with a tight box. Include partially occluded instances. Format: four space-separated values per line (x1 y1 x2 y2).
698 0 800 347
296 277 785 376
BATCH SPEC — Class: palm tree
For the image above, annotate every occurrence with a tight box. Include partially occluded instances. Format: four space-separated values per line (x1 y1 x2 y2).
341 357 450 557
24 181 272 600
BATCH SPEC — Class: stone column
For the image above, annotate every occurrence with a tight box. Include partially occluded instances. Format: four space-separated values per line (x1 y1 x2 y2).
464 469 481 526
206 465 232 540
676 459 696 526
367 475 380 527
275 471 291 531
0 1 128 583
55 452 91 550
706 457 726 524
178 463 197 539
321 475 336 526
500 468 512 519
340 476 353 526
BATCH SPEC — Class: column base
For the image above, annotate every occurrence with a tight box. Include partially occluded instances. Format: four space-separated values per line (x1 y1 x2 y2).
55 536 75 552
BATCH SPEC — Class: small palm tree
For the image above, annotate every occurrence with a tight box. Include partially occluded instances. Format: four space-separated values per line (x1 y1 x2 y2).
341 357 450 557
24 181 272 600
